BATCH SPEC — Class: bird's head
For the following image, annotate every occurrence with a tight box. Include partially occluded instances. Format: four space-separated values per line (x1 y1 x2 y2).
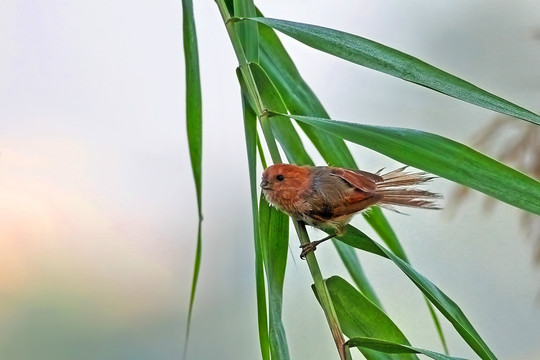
260 163 311 202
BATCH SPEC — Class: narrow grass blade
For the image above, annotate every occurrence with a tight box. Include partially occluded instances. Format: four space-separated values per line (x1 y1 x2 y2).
259 196 290 360
426 301 450 355
248 17 540 126
347 338 467 360
325 276 418 360
288 114 540 215
184 223 201 360
182 0 202 357
239 64 280 359
336 225 498 360
242 95 270 360
183 2 202 204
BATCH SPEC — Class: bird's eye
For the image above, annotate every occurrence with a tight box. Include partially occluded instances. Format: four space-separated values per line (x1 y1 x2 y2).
276 174 284 181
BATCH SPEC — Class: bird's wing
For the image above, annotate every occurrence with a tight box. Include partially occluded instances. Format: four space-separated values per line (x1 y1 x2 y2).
330 167 382 192
324 167 383 217
330 194 383 218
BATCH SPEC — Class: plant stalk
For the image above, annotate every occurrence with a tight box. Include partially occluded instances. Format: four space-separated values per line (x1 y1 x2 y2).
294 222 352 360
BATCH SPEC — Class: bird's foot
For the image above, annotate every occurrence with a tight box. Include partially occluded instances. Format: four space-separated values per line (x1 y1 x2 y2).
299 240 321 260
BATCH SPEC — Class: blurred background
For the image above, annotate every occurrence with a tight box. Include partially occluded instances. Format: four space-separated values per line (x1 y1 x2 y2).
1 0 539 359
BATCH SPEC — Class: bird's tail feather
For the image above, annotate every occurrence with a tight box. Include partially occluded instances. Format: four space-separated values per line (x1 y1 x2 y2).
376 166 442 210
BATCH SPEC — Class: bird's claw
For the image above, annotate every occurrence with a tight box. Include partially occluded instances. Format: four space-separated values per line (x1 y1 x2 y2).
299 242 317 260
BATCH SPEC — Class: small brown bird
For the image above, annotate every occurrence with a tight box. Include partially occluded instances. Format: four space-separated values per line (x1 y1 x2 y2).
260 163 441 258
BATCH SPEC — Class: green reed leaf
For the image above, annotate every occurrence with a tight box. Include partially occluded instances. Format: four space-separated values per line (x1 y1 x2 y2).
248 17 540 126
259 196 290 360
242 95 269 360
182 0 202 357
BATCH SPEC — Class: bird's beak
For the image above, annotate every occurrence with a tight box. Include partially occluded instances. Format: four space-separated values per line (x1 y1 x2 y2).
260 178 271 190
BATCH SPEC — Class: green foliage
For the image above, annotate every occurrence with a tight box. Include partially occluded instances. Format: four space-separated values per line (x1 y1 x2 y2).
182 0 202 358
247 17 540 126
242 96 270 360
259 196 290 359
184 2 540 359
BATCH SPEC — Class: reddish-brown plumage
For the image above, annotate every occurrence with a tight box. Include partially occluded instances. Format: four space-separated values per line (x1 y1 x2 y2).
261 163 441 257
261 164 312 217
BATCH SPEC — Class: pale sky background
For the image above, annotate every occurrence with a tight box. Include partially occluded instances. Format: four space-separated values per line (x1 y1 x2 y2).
1 1 539 359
